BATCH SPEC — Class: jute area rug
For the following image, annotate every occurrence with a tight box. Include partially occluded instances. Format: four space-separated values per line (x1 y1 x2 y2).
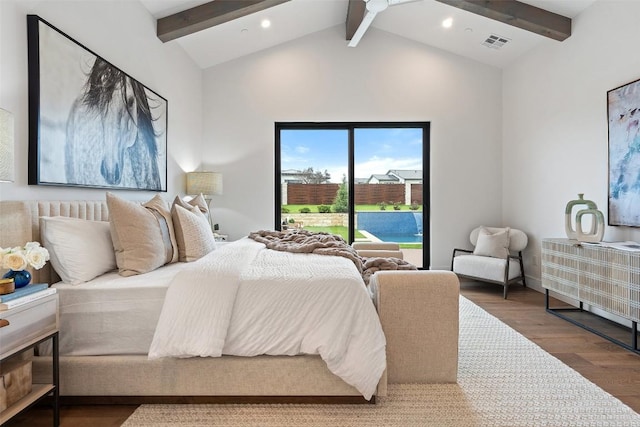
122 297 640 426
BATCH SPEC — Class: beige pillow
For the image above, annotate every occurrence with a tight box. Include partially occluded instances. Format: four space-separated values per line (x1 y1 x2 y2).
189 194 209 214
474 227 510 259
171 202 216 262
40 216 116 284
174 194 209 214
106 193 178 276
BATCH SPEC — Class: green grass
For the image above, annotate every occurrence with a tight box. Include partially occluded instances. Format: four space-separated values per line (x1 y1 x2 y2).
282 204 422 213
399 243 423 250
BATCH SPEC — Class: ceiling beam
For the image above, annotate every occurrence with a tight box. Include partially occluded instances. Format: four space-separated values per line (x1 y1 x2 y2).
346 0 366 41
435 0 571 41
157 0 291 43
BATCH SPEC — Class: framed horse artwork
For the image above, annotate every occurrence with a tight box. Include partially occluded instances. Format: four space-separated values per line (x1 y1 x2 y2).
27 15 168 192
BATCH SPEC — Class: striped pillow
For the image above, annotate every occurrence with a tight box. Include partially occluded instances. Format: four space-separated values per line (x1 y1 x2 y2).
106 193 178 276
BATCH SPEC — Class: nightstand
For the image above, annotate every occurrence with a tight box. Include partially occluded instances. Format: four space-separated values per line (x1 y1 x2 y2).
0 293 59 426
213 233 228 242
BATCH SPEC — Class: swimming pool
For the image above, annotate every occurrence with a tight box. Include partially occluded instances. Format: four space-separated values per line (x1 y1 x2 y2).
356 211 423 243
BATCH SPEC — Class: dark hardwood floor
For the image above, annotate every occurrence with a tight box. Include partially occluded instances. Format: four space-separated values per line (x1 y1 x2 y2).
7 283 640 426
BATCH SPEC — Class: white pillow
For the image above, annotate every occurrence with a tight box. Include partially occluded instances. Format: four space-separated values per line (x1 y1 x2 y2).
473 227 510 259
40 216 117 285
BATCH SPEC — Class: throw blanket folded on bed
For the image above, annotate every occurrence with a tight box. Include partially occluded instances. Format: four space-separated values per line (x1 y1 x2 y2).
248 229 417 284
148 238 386 399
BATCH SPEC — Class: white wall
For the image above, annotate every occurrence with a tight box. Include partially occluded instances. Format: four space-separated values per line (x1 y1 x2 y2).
0 0 202 202
503 0 640 288
203 26 503 269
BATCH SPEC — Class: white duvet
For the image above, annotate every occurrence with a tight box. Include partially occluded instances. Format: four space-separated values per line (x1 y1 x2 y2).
148 238 386 399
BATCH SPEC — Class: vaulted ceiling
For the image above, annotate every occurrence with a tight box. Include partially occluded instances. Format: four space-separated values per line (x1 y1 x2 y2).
140 0 595 69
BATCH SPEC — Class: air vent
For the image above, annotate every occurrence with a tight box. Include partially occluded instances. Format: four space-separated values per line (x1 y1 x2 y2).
482 34 510 49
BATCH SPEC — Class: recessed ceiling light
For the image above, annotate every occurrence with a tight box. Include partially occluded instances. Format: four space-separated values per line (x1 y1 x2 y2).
442 17 453 28
261 19 271 29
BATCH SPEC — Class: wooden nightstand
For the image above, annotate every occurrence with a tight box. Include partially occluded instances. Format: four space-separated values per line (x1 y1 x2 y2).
0 293 59 426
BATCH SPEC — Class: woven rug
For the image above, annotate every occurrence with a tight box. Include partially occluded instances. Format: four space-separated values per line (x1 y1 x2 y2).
122 296 640 426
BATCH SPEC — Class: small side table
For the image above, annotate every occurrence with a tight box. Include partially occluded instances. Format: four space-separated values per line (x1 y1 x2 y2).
213 233 228 242
0 293 59 426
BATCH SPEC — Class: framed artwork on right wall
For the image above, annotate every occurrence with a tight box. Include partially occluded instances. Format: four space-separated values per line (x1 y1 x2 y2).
607 77 640 227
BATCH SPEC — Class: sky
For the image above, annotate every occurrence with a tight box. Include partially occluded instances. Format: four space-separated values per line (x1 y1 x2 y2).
280 128 423 183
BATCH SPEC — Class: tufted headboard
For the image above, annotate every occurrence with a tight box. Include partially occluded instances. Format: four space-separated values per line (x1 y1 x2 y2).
0 200 109 285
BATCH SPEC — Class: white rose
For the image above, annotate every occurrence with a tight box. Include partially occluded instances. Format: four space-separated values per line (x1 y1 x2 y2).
26 247 49 270
25 241 41 250
3 252 28 271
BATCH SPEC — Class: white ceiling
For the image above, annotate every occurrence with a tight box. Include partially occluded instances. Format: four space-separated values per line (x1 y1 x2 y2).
140 0 596 69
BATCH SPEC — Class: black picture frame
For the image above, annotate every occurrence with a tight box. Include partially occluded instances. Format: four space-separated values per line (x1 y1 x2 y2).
27 15 168 191
607 77 640 227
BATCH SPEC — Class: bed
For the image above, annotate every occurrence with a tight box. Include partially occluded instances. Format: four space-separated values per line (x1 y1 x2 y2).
0 199 459 403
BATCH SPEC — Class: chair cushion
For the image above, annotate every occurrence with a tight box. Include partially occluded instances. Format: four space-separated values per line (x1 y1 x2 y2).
453 254 521 283
473 227 510 259
470 226 528 252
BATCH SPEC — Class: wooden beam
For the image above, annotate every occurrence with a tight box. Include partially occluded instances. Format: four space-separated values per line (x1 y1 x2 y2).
157 0 291 43
435 0 571 41
346 0 366 41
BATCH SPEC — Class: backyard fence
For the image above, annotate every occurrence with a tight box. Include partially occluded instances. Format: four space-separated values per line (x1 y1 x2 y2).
283 183 423 205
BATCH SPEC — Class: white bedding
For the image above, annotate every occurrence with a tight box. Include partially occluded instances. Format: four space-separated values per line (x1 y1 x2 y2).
47 238 386 399
149 238 386 399
51 262 182 355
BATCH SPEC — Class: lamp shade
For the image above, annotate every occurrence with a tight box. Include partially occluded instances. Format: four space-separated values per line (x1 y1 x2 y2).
186 171 223 196
0 109 14 182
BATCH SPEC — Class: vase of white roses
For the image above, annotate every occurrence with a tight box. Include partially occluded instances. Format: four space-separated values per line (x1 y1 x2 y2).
1 242 50 288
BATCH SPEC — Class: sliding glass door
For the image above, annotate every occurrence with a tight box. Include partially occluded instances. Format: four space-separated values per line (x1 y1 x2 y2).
275 122 429 268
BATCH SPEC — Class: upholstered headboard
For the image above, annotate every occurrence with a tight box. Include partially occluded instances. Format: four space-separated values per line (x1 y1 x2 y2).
0 200 109 284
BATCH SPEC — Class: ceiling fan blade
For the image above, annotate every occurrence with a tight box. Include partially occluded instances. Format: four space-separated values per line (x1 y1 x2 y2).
348 9 377 47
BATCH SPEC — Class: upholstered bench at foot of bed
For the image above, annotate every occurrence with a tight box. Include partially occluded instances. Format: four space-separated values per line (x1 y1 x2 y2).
371 270 460 384
352 242 404 259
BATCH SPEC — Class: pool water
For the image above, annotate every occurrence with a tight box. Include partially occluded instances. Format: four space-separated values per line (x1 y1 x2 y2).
356 211 423 243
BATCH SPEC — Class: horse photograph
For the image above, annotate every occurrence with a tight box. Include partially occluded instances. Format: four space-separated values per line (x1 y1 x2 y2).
28 16 167 191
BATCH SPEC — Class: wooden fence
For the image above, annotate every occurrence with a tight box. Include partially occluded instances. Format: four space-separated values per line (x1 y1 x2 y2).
284 183 423 205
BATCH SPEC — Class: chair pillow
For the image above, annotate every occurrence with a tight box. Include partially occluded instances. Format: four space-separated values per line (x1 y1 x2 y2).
171 201 216 262
106 193 178 276
473 227 510 259
40 216 116 285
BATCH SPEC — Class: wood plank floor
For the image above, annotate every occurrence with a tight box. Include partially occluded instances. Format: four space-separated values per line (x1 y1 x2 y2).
7 283 640 426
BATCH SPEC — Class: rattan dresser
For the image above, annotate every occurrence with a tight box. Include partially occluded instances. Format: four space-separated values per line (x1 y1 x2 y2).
541 238 639 353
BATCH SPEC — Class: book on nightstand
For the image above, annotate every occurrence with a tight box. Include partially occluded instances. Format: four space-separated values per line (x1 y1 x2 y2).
0 287 56 311
0 283 49 303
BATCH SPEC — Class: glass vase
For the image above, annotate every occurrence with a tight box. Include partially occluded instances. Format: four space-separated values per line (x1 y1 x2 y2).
2 269 32 288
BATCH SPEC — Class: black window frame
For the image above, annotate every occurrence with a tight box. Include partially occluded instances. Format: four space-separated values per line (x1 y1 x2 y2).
275 121 430 269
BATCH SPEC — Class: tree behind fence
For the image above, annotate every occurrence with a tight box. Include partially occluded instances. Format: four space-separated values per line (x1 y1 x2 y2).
285 183 422 205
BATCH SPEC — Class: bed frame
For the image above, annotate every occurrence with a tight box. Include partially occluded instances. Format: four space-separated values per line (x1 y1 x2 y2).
0 200 459 403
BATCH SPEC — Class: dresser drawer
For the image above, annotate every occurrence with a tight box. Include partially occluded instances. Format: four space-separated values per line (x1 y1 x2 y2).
0 294 58 358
